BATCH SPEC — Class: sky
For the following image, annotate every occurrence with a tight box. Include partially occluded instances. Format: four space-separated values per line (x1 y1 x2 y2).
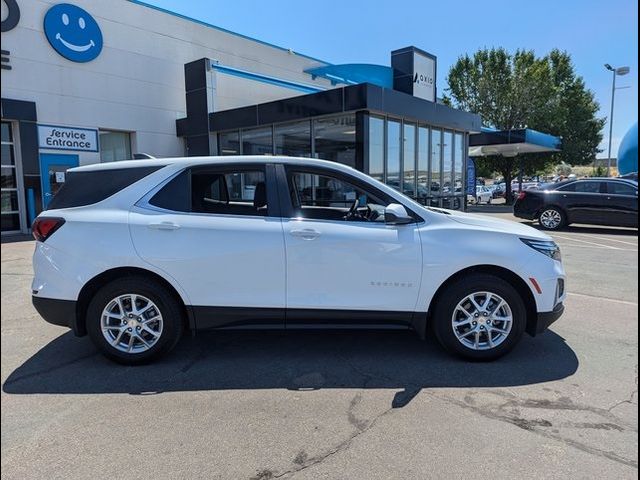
147 0 638 159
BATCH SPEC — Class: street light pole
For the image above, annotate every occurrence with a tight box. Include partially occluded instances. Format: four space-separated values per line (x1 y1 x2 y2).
604 64 631 177
607 69 616 176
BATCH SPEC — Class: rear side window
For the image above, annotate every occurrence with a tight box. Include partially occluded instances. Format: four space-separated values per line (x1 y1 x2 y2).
47 166 161 210
149 167 268 216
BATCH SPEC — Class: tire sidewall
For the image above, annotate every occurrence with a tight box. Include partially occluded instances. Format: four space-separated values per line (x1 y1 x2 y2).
86 276 183 364
433 274 527 361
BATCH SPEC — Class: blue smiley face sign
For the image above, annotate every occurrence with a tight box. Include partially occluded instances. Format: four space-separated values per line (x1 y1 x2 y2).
43 4 103 62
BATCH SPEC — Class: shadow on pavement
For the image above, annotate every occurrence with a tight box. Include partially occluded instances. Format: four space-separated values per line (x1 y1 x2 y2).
3 329 579 407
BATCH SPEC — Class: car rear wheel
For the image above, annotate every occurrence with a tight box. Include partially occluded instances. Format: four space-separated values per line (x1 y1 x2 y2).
539 207 566 230
432 274 526 361
86 276 184 365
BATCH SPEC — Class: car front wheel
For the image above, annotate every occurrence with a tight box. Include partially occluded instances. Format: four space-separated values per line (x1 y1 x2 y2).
86 276 184 365
432 274 526 361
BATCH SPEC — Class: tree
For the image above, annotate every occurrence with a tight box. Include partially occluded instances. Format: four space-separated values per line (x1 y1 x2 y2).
445 48 605 203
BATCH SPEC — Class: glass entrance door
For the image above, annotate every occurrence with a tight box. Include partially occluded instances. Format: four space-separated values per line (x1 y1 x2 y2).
1 121 24 234
39 153 79 209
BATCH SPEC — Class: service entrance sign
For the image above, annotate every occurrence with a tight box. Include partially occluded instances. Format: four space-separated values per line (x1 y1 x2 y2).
38 124 99 152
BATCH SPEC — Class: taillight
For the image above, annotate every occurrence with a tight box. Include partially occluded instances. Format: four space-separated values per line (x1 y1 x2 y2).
32 217 65 242
517 191 526 200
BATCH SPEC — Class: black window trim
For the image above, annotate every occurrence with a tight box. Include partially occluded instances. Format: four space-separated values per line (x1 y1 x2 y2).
277 164 424 223
139 163 283 218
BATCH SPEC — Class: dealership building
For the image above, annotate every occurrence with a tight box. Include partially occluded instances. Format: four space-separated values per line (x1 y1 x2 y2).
1 0 489 234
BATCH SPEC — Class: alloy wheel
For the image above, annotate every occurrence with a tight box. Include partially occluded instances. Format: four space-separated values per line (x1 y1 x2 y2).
451 292 513 350
100 294 163 353
540 209 562 229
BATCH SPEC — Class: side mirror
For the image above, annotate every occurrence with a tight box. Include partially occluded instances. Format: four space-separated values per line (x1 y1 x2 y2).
384 203 413 225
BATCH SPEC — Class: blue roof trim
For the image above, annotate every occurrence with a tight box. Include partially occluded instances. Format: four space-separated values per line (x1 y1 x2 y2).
212 64 325 94
524 129 562 151
127 0 331 65
305 64 393 88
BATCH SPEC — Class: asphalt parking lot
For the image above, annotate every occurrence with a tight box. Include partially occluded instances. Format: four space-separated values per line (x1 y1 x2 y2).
1 213 638 479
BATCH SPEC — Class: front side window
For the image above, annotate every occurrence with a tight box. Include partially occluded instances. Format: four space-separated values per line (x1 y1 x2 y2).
288 171 391 222
559 181 603 193
150 167 268 216
608 182 637 196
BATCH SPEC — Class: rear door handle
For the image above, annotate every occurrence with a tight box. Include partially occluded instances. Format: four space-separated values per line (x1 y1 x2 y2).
290 228 321 240
148 221 181 231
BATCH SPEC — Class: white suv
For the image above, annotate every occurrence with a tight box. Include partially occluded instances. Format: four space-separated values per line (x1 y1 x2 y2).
31 156 566 364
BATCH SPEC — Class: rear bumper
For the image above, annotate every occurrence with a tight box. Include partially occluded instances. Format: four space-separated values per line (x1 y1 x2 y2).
513 210 537 221
528 302 565 336
32 296 84 336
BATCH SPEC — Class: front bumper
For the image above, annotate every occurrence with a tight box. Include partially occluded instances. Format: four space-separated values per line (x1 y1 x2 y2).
528 302 565 336
32 295 83 336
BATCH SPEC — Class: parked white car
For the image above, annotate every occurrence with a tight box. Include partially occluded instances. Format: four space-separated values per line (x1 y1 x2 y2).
469 186 493 204
31 156 566 364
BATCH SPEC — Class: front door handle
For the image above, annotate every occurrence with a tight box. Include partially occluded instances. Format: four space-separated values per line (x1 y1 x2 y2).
148 221 181 231
290 228 321 240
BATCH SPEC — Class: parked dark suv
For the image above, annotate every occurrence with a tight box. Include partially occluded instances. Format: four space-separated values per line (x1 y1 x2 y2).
514 178 638 230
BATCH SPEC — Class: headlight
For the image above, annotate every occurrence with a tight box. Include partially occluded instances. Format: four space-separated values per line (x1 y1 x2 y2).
521 238 562 261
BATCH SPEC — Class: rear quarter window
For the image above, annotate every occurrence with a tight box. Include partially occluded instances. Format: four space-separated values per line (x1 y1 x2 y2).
46 166 161 210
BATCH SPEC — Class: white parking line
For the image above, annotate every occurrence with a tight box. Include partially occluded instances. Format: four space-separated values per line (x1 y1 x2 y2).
588 235 638 247
555 242 634 251
568 292 638 307
552 234 629 250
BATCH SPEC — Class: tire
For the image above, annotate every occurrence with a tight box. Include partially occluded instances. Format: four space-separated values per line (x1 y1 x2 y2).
538 207 566 231
432 274 527 361
487 197 492 205
86 276 184 365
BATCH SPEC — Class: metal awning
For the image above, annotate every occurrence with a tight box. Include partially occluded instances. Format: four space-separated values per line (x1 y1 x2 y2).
469 128 561 157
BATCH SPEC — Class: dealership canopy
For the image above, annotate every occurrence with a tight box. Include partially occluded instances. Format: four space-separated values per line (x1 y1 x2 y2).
469 128 561 157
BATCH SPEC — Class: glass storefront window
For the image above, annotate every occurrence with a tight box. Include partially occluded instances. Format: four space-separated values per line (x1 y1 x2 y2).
403 123 416 196
242 127 273 155
314 114 356 167
99 130 132 162
454 132 464 195
218 131 240 155
369 116 384 182
386 119 401 190
417 126 429 204
430 129 442 198
275 121 311 157
442 131 453 197
1 121 21 232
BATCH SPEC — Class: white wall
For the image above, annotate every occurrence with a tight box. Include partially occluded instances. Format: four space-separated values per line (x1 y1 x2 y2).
0 0 335 165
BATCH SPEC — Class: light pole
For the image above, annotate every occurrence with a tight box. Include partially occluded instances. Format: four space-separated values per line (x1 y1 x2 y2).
604 64 630 176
